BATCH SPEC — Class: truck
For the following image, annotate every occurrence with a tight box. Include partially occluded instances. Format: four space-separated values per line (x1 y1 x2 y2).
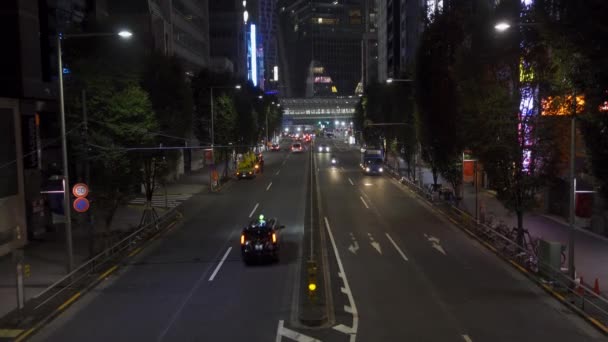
236 152 259 179
360 147 384 175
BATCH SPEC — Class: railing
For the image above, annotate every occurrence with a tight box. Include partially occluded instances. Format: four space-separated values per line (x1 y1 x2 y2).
386 164 608 331
3 207 180 326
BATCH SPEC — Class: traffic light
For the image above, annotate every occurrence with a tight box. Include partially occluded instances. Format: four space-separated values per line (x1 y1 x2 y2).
24 264 31 278
307 260 317 299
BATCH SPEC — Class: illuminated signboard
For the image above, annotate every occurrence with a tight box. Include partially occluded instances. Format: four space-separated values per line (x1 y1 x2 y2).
314 76 332 83
250 23 257 86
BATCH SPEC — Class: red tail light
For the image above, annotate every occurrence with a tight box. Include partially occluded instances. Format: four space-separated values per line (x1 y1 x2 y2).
272 233 277 244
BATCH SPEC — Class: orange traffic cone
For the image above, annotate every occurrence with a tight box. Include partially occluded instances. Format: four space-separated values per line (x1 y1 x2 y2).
594 278 601 295
576 276 585 296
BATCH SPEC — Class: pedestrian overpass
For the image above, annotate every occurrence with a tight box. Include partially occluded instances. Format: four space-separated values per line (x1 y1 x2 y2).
280 97 357 125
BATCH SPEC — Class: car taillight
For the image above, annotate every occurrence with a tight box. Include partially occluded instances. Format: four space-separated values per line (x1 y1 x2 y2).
240 234 245 245
272 233 277 244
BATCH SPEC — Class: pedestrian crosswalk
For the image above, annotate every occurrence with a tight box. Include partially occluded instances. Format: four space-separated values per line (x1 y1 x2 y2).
128 194 192 208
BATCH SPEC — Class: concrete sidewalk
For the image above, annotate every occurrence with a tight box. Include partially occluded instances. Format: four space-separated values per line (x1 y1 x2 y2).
0 168 211 319
389 156 608 296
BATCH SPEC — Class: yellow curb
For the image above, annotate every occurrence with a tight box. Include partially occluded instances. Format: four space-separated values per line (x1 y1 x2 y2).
128 247 142 257
56 292 81 312
97 265 118 281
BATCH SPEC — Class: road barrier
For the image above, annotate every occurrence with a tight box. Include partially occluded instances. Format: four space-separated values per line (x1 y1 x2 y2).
386 164 608 334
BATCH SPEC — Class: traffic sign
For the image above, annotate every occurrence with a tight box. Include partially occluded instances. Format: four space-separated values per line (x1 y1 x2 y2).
72 183 89 198
73 197 90 213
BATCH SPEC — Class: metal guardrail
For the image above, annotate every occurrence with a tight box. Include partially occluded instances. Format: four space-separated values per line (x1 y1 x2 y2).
386 165 608 330
10 207 180 322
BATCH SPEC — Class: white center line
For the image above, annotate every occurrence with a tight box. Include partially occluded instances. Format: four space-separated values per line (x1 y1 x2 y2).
359 196 369 209
266 182 273 191
249 203 259 218
348 178 354 186
208 247 232 281
462 335 473 342
385 233 409 261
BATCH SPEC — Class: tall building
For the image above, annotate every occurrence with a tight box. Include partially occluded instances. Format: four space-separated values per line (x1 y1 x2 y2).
257 0 280 90
209 0 247 77
376 0 425 81
109 0 210 75
282 0 364 97
361 0 378 88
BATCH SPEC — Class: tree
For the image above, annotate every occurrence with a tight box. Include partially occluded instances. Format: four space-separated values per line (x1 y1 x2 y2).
64 36 158 254
534 0 608 199
415 7 466 188
455 0 560 246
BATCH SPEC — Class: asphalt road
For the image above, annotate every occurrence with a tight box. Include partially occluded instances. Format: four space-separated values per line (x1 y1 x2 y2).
32 141 310 342
30 136 606 342
304 137 604 342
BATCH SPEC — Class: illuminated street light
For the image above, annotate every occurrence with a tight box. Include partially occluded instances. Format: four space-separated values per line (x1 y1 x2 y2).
335 120 339 125
297 127 302 131
494 22 511 32
235 84 242 89
118 30 133 38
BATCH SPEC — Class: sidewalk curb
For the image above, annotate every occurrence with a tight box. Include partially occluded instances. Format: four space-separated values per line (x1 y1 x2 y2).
384 167 608 336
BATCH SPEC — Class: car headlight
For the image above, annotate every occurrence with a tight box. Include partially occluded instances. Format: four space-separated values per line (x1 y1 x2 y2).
365 167 370 172
319 147 323 152
379 167 383 172
326 147 330 152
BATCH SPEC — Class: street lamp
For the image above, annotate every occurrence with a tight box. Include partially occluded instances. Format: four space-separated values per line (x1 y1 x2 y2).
494 22 511 32
57 29 132 272
386 78 413 84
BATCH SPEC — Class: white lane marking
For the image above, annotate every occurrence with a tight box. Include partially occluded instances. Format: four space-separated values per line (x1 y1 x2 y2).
276 169 281 175
359 196 369 209
340 166 345 171
276 320 322 342
325 217 358 342
424 233 447 255
385 233 409 261
462 335 473 342
348 233 359 255
266 182 273 191
208 247 232 281
249 203 259 218
157 232 236 340
367 233 382 255
348 178 354 186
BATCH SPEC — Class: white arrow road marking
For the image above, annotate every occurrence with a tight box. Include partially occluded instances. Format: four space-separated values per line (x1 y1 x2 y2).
348 233 359 255
348 178 354 186
325 217 358 342
249 203 259 218
208 247 232 281
462 335 473 342
424 234 447 255
275 320 321 342
359 196 369 209
368 233 382 255
385 233 409 261
266 182 273 191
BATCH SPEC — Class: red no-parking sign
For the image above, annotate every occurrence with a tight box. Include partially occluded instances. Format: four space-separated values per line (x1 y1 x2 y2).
73 197 90 213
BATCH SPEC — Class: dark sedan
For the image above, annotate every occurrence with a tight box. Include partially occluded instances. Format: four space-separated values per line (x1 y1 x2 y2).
240 217 284 264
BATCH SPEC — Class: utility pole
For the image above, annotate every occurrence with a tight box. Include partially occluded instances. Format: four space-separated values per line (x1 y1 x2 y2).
210 87 214 147
568 90 576 279
57 34 74 272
